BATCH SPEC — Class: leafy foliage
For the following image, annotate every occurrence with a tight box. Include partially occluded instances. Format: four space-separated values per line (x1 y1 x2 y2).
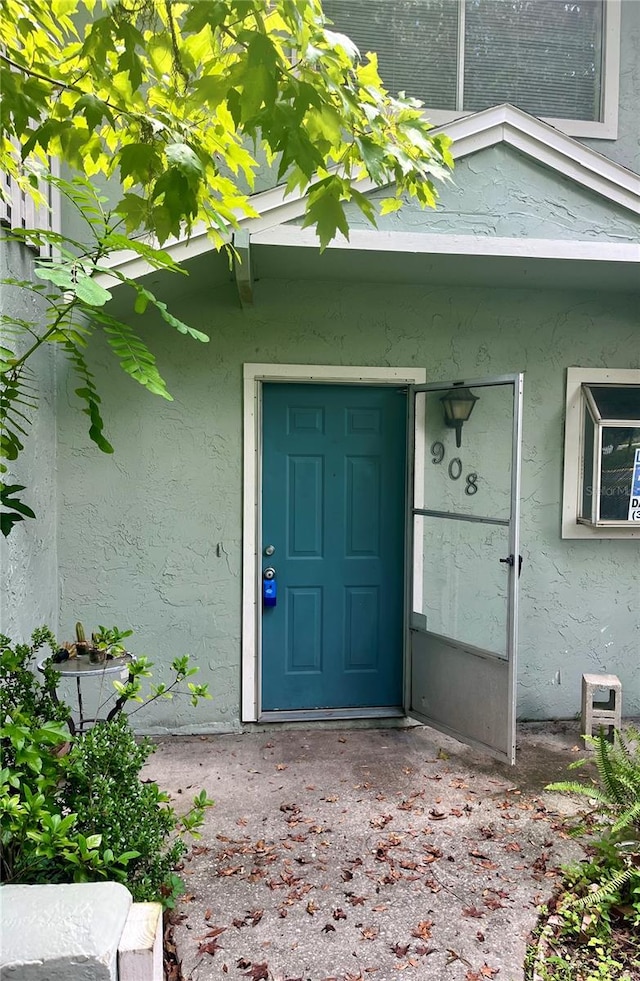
529 728 640 979
1 0 452 248
0 0 453 535
63 714 212 904
0 626 213 904
0 178 206 533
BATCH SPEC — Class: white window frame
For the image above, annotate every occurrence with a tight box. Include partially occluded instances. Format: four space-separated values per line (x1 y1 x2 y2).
562 367 640 539
348 0 621 141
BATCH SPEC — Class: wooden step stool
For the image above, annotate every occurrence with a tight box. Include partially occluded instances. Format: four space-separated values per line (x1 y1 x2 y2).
581 673 622 741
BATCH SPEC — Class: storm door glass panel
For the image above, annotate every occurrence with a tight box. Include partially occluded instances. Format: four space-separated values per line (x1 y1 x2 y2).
599 427 640 521
419 383 514 523
464 0 604 121
322 0 458 107
417 515 510 655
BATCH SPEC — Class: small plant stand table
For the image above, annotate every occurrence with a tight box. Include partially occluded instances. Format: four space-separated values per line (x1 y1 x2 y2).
37 653 136 735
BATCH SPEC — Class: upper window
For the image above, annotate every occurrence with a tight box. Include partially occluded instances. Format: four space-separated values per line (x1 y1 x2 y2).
324 0 620 138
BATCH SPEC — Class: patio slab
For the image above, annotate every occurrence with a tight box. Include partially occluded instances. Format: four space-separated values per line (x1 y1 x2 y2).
144 722 590 981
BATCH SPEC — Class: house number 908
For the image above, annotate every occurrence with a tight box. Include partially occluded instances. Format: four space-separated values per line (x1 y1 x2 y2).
430 441 479 495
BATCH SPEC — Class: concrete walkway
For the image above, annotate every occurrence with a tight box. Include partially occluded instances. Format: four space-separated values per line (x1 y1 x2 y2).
145 722 589 981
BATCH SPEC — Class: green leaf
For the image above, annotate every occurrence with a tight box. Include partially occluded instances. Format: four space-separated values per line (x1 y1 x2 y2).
379 197 404 216
62 341 114 455
134 292 149 314
33 265 75 290
301 181 350 251
1 512 25 537
90 311 173 400
73 273 112 308
75 93 115 130
136 289 209 342
355 136 388 184
118 144 162 185
165 143 204 181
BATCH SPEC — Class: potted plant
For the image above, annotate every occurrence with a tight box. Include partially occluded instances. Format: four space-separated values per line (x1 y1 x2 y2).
74 621 91 659
89 625 133 664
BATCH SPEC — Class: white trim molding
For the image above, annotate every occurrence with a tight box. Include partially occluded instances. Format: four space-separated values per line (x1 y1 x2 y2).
562 367 640 540
250 228 640 263
241 363 426 722
440 104 638 215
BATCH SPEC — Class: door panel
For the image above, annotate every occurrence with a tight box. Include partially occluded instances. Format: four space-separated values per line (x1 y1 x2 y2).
262 383 406 712
407 374 523 764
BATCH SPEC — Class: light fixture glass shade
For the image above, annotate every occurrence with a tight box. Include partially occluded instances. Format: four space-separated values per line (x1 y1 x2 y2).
440 387 479 447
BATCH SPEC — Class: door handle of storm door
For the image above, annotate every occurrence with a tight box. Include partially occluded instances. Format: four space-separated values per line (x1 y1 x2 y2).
499 554 523 577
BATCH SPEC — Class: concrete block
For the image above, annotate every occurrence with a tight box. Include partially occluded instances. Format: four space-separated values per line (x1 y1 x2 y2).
0 882 133 981
118 902 163 981
581 672 622 740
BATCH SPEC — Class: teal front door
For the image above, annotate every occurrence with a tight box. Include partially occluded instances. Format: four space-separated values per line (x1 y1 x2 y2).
261 383 406 712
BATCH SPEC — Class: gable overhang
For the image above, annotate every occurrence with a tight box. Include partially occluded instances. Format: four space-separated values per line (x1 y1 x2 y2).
98 104 640 288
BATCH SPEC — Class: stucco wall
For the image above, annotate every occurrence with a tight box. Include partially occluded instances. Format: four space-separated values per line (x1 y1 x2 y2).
55 277 640 731
336 146 640 241
0 241 58 643
581 0 640 172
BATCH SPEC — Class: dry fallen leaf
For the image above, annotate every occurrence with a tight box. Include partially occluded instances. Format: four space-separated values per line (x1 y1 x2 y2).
411 920 433 940
243 963 269 980
370 814 393 829
391 943 410 958
348 895 367 906
361 926 379 940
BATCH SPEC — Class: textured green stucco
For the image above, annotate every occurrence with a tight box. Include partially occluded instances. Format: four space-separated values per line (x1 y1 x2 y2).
332 145 640 242
55 276 639 732
0 242 58 643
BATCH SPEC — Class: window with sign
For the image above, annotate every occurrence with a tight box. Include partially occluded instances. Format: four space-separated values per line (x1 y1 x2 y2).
323 0 620 138
563 369 640 538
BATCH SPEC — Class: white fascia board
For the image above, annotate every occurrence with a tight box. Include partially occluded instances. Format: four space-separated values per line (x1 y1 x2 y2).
439 104 640 214
97 104 640 282
251 225 640 263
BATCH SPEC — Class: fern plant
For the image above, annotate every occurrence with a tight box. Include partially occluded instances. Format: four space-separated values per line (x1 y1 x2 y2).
547 726 640 929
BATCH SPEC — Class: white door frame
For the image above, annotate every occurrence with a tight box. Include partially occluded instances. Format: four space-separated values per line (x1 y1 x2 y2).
241 363 427 722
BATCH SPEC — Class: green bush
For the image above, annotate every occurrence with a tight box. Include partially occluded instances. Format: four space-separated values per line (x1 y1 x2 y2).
63 714 210 903
0 627 213 904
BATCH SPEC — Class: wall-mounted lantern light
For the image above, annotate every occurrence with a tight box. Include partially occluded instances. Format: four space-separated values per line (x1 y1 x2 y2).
440 386 479 448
